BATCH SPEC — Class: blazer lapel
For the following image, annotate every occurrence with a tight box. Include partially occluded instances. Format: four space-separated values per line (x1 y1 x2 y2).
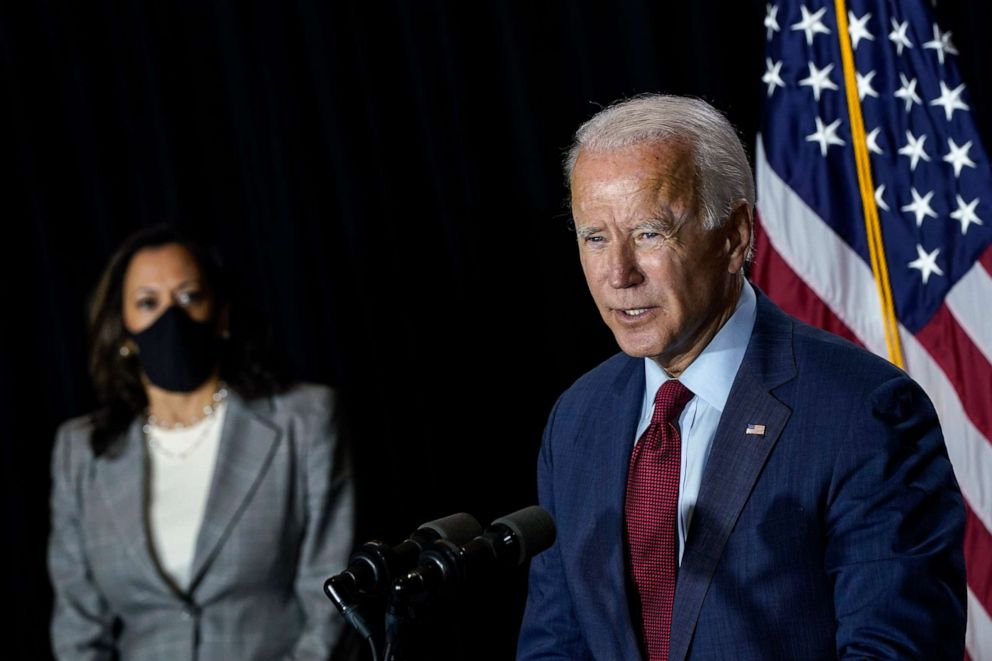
576 357 646 659
669 294 797 661
95 419 172 591
187 391 281 591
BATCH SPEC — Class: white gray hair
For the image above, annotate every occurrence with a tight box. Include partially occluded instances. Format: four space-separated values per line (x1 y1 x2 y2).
564 94 755 231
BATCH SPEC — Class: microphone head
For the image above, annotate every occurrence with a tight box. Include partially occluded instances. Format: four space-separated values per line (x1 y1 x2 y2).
491 505 556 566
418 512 482 545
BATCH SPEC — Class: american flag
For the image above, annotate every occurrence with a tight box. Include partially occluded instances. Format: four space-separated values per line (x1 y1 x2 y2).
752 1 992 657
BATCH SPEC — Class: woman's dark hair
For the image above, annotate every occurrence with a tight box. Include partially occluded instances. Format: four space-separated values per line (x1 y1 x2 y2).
88 224 285 455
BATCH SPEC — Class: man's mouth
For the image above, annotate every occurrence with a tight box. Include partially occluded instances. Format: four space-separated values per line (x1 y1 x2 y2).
618 307 654 318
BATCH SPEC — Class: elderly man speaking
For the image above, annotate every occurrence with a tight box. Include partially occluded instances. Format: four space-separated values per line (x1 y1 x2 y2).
516 95 965 660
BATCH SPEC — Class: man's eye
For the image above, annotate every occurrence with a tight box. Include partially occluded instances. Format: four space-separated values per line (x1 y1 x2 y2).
584 235 605 244
639 232 660 240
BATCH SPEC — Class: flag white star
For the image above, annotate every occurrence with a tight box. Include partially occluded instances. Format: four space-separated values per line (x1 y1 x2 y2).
857 70 879 101
799 61 839 101
806 117 845 156
897 130 931 171
907 244 944 285
875 184 890 211
765 4 780 40
848 11 874 49
866 127 883 155
894 74 922 112
901 187 938 227
888 18 913 56
950 195 983 235
923 24 958 65
930 81 969 121
791 5 831 46
943 138 976 177
762 58 786 97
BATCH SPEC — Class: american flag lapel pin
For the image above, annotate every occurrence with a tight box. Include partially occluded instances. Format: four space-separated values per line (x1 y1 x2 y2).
745 424 766 436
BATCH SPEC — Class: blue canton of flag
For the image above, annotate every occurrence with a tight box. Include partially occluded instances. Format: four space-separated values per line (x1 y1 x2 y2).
762 0 990 331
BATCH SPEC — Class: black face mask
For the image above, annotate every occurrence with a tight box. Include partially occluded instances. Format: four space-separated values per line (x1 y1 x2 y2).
130 306 220 392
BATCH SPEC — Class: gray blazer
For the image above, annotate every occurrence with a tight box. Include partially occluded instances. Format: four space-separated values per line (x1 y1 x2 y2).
48 383 354 661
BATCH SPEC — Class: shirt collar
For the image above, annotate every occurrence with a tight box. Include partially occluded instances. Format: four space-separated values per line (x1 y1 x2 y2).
643 280 757 413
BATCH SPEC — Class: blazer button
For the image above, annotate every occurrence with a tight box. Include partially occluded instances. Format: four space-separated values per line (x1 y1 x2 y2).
180 605 199 621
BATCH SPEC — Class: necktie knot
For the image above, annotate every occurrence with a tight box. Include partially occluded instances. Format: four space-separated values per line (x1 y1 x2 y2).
653 379 694 426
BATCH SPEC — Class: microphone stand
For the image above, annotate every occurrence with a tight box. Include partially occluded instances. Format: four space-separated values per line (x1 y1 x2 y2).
383 581 412 661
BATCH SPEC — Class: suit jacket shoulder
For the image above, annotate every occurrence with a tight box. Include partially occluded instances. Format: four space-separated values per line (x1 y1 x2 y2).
51 412 104 493
787 311 908 391
550 353 641 429
268 382 337 413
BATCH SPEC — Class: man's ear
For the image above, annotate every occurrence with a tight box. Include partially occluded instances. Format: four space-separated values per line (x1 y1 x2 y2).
725 200 752 275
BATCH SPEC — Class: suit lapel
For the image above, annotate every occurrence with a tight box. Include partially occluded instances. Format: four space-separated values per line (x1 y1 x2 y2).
188 391 281 591
577 357 646 659
669 294 797 661
95 419 172 591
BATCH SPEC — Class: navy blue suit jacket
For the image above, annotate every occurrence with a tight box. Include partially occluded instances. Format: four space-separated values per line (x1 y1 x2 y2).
517 291 965 660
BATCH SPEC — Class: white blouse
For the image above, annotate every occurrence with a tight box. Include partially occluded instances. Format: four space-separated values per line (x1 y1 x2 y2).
145 402 227 590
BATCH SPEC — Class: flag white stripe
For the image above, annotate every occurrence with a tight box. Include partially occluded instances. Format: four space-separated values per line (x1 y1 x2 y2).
968 588 992 661
757 137 992 535
947 261 992 366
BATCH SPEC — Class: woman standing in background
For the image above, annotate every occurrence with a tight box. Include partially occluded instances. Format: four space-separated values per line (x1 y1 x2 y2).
48 225 354 660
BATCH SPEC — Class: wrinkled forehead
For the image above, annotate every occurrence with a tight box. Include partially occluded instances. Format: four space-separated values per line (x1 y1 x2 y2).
570 139 699 216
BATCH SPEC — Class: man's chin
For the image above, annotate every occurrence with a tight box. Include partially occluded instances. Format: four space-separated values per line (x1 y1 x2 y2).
613 336 664 360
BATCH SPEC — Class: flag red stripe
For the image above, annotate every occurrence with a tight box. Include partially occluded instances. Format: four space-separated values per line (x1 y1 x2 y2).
915 304 992 444
752 214 861 346
966 503 992 618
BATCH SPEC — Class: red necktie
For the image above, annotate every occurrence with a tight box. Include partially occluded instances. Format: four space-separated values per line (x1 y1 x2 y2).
625 379 694 661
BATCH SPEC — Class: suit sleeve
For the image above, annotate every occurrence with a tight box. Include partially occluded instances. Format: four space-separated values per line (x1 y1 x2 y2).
287 390 355 661
517 397 593 660
48 424 116 661
826 374 966 659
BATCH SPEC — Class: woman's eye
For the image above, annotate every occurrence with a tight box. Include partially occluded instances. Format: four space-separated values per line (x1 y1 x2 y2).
136 297 157 311
176 290 203 306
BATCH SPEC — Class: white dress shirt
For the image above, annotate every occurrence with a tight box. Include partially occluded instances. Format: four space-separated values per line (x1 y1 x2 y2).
635 281 757 563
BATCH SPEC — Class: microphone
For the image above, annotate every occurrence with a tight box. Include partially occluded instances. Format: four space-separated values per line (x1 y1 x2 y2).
393 505 556 599
324 512 482 640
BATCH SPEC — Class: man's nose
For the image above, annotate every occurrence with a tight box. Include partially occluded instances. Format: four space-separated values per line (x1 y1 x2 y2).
607 241 644 289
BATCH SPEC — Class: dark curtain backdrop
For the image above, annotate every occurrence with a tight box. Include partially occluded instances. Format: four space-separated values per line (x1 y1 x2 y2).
3 1 990 658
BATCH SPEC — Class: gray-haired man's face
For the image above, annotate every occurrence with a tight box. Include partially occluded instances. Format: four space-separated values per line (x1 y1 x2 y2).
570 139 750 376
